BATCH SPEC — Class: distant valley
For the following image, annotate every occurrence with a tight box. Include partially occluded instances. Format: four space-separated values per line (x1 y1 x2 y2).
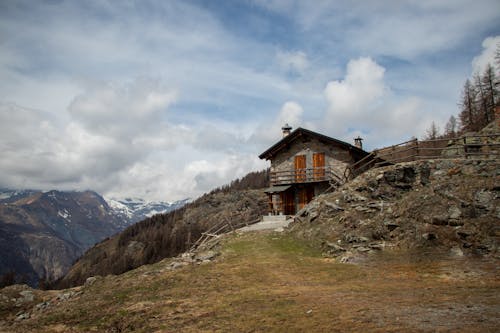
0 189 188 287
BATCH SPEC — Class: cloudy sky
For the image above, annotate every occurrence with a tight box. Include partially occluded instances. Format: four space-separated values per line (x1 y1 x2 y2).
0 0 499 202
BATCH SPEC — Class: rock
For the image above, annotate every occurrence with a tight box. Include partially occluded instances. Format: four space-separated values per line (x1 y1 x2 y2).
431 216 448 226
354 246 371 252
384 220 399 231
169 262 186 270
448 206 462 220
181 252 194 262
323 201 344 212
343 235 370 244
419 164 431 185
342 192 367 203
339 255 353 263
456 230 472 239
369 243 385 250
34 301 50 311
422 233 437 241
448 219 464 226
325 242 346 253
56 291 81 301
15 290 34 306
366 201 384 210
85 276 99 286
474 190 495 211
354 205 375 213
195 250 218 262
383 167 416 189
433 170 445 177
450 247 464 257
15 312 30 321
19 290 34 302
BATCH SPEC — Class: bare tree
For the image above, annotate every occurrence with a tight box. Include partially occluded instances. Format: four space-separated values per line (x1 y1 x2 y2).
444 115 457 138
481 64 497 123
424 121 440 140
459 79 478 132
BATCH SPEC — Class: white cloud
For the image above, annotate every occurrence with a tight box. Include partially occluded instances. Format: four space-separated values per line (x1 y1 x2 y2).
472 36 500 74
324 57 386 119
68 79 177 139
0 79 269 202
322 57 428 148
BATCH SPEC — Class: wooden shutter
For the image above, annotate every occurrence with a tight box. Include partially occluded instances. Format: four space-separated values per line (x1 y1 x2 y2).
313 153 325 180
294 155 306 182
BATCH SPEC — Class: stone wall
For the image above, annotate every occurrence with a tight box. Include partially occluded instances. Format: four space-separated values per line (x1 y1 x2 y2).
270 136 354 177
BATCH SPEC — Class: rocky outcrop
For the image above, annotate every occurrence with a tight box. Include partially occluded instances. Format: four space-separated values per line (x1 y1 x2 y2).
291 159 499 261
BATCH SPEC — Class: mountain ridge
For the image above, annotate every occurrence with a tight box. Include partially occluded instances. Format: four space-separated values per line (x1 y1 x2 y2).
0 189 189 287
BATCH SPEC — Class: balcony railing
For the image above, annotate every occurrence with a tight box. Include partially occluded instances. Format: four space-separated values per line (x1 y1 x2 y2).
270 167 343 186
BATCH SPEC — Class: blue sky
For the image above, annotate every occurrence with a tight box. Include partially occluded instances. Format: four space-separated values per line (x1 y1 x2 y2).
0 0 499 201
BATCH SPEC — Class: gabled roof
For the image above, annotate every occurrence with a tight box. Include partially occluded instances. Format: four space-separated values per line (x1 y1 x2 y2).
258 127 368 160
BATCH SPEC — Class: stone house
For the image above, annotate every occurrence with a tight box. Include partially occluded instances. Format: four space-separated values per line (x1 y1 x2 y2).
259 125 369 215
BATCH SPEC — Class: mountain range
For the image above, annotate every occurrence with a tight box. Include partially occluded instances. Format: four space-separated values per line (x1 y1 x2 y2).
0 189 188 287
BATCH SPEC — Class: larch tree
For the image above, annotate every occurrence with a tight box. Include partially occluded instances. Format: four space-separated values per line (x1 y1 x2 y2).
458 79 478 132
444 115 457 138
424 121 440 140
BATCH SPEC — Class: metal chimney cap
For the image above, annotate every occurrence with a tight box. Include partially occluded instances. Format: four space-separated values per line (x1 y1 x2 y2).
281 123 292 131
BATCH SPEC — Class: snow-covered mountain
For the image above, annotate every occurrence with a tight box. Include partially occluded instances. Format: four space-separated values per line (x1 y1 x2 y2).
105 197 191 224
0 188 190 286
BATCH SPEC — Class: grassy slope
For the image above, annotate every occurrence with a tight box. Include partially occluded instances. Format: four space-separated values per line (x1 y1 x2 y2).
2 231 499 332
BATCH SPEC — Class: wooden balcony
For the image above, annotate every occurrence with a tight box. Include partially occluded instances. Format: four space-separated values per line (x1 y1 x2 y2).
269 167 342 186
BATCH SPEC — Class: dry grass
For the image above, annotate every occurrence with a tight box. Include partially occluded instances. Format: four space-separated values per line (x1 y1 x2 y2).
2 231 499 332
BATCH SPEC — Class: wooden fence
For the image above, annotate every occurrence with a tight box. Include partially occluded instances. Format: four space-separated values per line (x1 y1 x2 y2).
346 133 500 180
188 213 261 252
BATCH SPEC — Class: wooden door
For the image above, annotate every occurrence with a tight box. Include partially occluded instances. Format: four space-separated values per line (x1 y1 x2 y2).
313 152 325 180
297 187 314 211
281 190 295 215
294 155 306 182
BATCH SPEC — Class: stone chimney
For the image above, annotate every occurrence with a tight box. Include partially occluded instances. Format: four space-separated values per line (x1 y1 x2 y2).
354 136 363 149
281 123 292 138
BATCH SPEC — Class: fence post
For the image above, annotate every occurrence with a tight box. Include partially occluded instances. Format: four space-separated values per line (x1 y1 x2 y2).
414 138 419 161
463 136 467 159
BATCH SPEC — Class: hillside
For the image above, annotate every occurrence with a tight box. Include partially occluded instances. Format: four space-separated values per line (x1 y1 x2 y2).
1 231 498 332
290 159 499 261
54 170 270 288
0 161 498 332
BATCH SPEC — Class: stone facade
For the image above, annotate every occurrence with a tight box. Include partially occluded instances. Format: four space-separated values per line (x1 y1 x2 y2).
270 135 354 178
